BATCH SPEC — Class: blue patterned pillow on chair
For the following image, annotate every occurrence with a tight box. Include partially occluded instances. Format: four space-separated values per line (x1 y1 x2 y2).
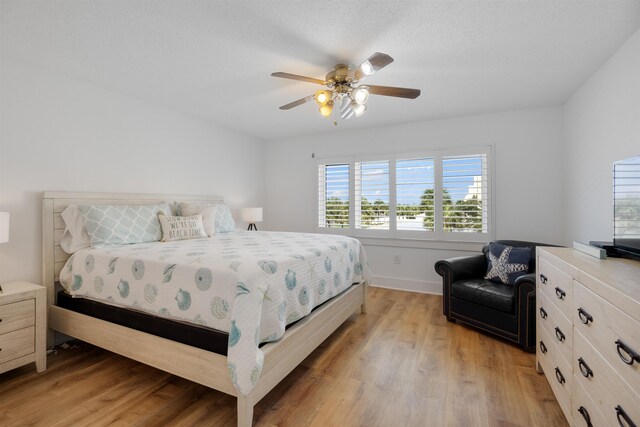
484 243 531 285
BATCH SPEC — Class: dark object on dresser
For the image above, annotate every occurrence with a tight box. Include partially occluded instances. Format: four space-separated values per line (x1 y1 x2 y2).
435 240 558 352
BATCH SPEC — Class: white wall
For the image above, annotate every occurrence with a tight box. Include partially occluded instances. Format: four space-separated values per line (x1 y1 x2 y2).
0 59 265 284
265 107 565 293
564 28 640 244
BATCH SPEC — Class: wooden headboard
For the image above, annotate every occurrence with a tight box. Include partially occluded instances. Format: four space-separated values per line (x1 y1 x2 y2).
42 191 224 307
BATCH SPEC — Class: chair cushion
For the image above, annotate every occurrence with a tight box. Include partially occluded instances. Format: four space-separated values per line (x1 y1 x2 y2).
451 279 515 313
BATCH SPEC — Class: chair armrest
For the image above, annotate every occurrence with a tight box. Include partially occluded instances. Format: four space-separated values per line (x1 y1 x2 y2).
435 254 487 283
514 273 536 287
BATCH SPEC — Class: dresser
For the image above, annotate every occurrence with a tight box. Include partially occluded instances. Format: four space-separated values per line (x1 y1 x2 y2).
0 281 47 374
536 247 640 427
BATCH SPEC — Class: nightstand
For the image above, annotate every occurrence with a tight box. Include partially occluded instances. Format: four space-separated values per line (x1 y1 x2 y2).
0 281 46 374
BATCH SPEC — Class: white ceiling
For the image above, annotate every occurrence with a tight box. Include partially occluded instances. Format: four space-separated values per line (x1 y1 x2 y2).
2 1 640 140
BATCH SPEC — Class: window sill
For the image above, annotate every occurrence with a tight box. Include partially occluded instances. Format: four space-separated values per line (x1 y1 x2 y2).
355 236 486 252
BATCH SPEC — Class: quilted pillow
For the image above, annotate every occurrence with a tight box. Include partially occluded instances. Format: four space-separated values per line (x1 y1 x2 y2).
178 204 217 236
214 203 235 233
158 214 207 242
484 243 531 285
77 203 172 247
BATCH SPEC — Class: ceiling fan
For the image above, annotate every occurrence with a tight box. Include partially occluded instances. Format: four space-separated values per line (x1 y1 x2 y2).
271 52 421 121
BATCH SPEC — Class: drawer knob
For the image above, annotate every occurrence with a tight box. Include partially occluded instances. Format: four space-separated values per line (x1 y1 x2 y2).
539 307 548 319
578 307 593 325
539 274 548 284
539 340 547 354
578 406 593 427
555 287 566 300
555 327 566 342
615 339 640 366
554 367 565 384
578 357 594 378
615 405 636 427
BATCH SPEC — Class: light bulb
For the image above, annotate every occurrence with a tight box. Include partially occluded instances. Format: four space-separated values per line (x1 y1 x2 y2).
360 61 373 76
351 86 369 105
315 90 331 106
319 101 333 117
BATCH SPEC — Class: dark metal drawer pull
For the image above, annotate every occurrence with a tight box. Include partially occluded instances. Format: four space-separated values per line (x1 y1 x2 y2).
578 357 594 378
539 274 548 284
555 327 566 342
554 367 565 384
539 307 548 319
616 405 637 427
540 341 547 354
555 287 566 300
578 406 592 427
615 339 640 366
578 307 593 325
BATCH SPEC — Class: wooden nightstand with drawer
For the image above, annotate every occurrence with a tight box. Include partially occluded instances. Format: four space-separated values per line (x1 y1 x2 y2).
0 281 46 374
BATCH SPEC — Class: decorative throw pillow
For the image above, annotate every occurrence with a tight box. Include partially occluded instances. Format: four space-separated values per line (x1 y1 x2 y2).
158 214 207 242
77 203 172 247
214 203 236 233
484 243 531 285
60 205 91 253
177 203 217 236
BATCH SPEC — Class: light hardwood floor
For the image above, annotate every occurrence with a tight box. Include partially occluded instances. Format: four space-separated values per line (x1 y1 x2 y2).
0 287 567 426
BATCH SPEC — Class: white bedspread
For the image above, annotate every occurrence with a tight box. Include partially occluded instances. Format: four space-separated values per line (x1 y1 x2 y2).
59 231 370 395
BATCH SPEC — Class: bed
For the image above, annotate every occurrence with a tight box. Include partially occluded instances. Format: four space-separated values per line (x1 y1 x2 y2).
42 191 370 426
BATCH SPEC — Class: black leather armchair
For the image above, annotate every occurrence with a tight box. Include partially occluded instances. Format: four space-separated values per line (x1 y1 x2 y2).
435 240 557 352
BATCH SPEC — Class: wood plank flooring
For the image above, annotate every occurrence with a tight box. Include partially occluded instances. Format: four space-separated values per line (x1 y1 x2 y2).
0 287 567 426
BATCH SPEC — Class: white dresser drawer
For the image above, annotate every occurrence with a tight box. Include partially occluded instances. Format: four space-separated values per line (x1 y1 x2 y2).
574 329 640 427
572 374 607 427
538 322 572 419
0 299 35 335
538 257 573 313
538 291 573 364
573 281 640 394
0 326 35 364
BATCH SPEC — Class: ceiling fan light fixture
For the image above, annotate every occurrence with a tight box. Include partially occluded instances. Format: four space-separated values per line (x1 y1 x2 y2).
315 90 331 106
352 102 367 117
351 86 369 105
319 101 334 117
359 60 374 76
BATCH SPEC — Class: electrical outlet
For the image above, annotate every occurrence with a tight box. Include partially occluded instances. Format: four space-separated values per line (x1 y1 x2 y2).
394 255 401 264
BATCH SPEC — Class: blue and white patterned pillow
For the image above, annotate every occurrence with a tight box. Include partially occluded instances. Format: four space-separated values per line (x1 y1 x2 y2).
484 243 531 285
78 203 172 247
214 203 236 233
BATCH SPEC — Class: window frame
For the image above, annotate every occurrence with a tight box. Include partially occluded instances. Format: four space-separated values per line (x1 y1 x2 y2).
316 146 494 243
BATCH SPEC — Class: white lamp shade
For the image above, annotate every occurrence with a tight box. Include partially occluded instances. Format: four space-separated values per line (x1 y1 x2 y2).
0 212 9 244
241 207 263 223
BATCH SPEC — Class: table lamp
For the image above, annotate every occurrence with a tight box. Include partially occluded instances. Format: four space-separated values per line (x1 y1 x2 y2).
241 208 263 231
0 212 8 293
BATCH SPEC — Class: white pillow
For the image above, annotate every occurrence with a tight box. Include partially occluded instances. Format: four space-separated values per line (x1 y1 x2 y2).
158 214 207 242
178 203 217 236
60 205 91 253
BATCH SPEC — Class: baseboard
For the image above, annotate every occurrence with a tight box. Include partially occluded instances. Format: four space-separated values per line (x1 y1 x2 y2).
370 275 442 295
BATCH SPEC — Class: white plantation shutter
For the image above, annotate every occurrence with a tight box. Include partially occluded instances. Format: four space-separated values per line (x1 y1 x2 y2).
316 147 492 241
396 158 435 231
318 163 350 228
355 161 389 229
442 154 488 233
614 157 640 242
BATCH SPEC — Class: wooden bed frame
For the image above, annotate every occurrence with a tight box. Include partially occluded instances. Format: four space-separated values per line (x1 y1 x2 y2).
42 191 368 426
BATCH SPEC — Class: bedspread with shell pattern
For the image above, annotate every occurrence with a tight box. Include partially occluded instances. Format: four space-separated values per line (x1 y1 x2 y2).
59 230 370 395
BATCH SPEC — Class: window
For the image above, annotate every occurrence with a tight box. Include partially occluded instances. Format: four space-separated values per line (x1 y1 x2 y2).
318 163 349 228
317 147 492 241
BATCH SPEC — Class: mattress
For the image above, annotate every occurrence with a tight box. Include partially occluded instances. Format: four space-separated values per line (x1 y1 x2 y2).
57 289 230 355
59 230 370 395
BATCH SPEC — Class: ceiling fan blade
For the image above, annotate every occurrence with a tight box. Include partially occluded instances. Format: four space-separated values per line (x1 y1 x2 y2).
279 94 316 110
355 52 394 80
367 85 421 99
271 72 325 85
